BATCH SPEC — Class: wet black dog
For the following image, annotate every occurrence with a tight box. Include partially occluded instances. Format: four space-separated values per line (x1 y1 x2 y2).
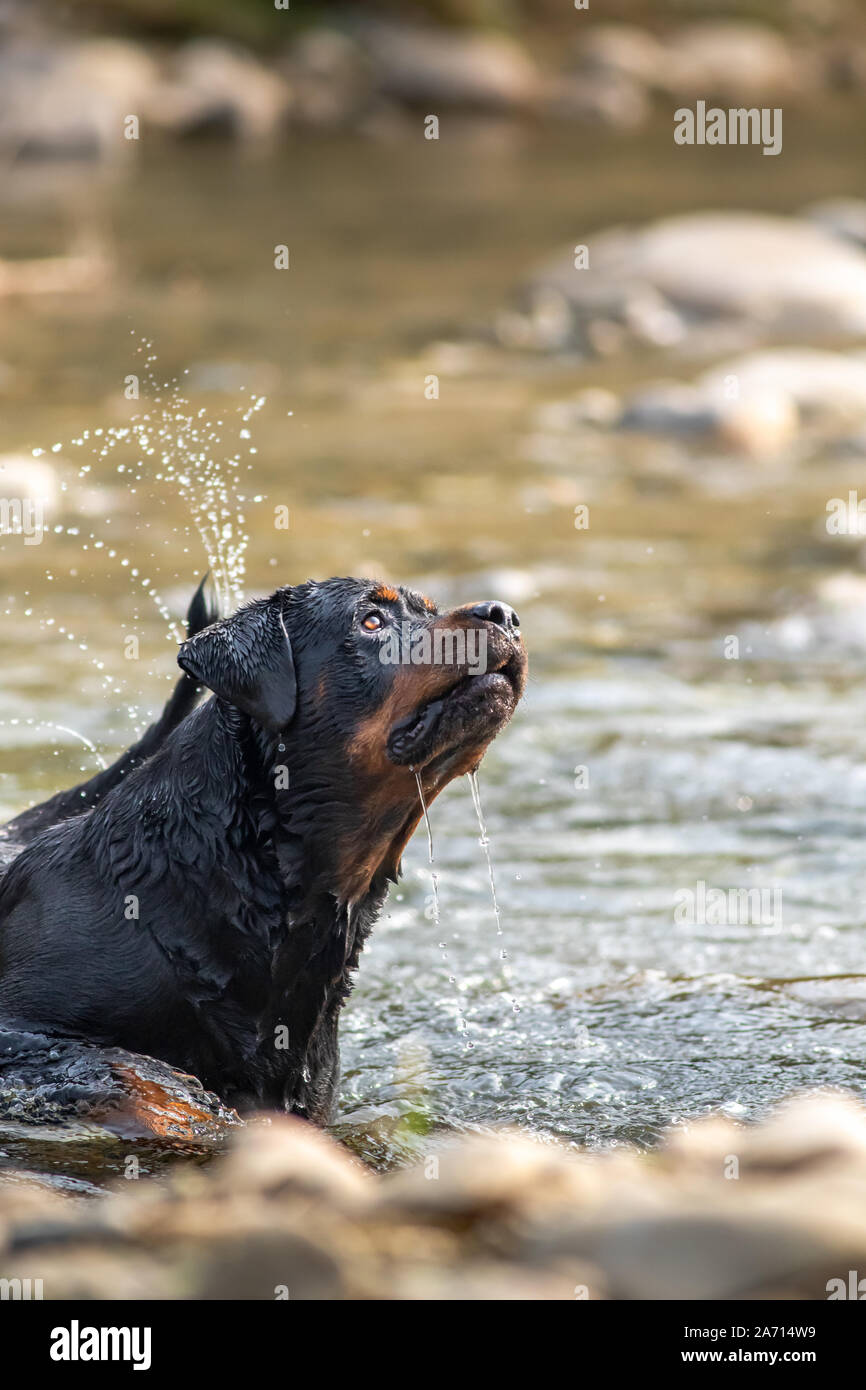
0 578 526 1127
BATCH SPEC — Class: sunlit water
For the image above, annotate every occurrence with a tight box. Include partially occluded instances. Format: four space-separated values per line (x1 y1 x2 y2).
2 117 866 1181
339 659 866 1164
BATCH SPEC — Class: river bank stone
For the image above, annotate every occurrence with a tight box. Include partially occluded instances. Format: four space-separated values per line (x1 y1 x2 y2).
0 39 157 162
0 15 859 156
662 21 804 102
507 212 866 356
2 1091 865 1299
538 346 866 459
353 20 540 112
805 197 866 248
145 39 292 141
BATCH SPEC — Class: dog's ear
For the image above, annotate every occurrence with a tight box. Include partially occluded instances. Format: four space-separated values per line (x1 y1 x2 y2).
184 570 219 639
177 596 297 732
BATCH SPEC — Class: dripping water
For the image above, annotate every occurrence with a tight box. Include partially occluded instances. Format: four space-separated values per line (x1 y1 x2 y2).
0 720 108 825
414 770 471 1047
467 769 520 1015
0 720 107 771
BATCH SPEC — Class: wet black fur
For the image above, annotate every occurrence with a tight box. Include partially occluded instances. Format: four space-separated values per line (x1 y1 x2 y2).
0 579 475 1122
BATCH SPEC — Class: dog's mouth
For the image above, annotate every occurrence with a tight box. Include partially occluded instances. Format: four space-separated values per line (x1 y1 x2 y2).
386 651 524 768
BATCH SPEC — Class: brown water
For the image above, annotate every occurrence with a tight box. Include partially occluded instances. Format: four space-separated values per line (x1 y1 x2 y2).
3 111 866 1181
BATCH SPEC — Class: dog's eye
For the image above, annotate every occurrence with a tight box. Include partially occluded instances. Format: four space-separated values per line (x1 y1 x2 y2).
361 612 384 632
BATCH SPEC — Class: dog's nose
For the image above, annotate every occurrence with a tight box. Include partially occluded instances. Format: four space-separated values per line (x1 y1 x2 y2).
471 600 520 633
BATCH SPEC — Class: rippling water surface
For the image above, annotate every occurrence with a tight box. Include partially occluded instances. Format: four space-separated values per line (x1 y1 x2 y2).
3 117 866 1180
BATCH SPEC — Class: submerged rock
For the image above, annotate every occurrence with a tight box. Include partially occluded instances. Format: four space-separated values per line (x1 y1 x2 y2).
618 381 718 437
542 347 866 458
507 212 866 355
699 349 866 429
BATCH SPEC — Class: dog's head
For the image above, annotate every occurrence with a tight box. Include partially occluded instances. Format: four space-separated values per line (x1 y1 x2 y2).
178 577 527 899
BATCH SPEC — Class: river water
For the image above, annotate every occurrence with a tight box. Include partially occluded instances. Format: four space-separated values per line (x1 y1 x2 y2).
2 113 866 1180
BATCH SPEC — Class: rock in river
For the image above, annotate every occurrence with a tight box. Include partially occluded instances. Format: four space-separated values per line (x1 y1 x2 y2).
3 1091 866 1299
504 211 866 355
355 20 540 111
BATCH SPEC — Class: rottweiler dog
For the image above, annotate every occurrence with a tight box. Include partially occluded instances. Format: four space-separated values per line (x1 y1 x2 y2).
0 578 526 1128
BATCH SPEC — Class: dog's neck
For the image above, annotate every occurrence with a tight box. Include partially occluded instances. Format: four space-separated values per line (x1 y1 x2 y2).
82 693 391 1116
82 695 388 929
230 700 422 911
220 699 394 1115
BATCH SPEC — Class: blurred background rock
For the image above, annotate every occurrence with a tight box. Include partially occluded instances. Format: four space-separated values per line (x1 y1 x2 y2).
3 1091 866 1299
1 0 865 143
